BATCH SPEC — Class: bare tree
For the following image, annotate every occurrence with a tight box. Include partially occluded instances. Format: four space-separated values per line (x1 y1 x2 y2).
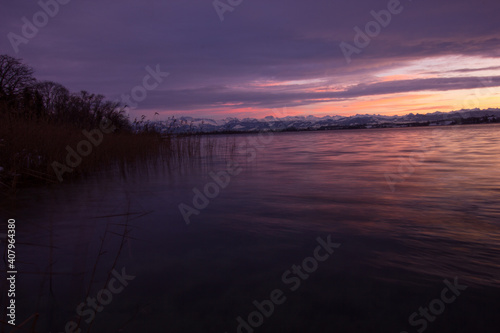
0 54 36 101
34 80 70 116
0 55 130 130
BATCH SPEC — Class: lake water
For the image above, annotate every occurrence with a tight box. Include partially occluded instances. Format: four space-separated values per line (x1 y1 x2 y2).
2 124 500 333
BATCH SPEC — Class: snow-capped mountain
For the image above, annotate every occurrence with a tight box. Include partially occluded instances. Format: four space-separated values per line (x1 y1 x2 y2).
132 108 500 134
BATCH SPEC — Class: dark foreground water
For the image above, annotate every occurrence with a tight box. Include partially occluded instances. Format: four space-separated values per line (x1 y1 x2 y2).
1 124 500 333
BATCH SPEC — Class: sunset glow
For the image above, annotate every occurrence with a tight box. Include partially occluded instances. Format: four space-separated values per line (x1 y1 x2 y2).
2 1 499 120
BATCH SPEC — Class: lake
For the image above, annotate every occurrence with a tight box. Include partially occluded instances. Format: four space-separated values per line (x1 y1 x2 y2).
2 124 500 333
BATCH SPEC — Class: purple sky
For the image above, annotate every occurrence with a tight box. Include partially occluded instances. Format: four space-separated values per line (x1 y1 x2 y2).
2 0 500 119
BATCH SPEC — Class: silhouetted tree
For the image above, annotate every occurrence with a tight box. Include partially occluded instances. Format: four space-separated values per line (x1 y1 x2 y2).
34 80 70 119
19 87 45 120
0 54 36 103
0 54 131 130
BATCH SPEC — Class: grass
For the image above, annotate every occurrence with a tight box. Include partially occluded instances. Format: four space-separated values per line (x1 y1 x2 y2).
0 115 216 193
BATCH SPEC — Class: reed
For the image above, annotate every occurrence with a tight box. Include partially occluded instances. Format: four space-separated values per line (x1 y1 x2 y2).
0 115 212 192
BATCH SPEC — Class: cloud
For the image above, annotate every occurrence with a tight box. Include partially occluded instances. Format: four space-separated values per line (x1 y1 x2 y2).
1 0 499 117
427 65 500 75
143 75 500 111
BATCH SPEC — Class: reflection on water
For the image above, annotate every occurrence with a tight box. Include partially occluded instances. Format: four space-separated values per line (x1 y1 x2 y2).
1 124 500 332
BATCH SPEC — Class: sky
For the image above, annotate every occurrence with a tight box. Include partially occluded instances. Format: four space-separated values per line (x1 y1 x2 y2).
1 0 500 120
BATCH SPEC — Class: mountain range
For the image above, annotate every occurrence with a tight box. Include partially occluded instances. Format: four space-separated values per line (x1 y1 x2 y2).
132 108 500 134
